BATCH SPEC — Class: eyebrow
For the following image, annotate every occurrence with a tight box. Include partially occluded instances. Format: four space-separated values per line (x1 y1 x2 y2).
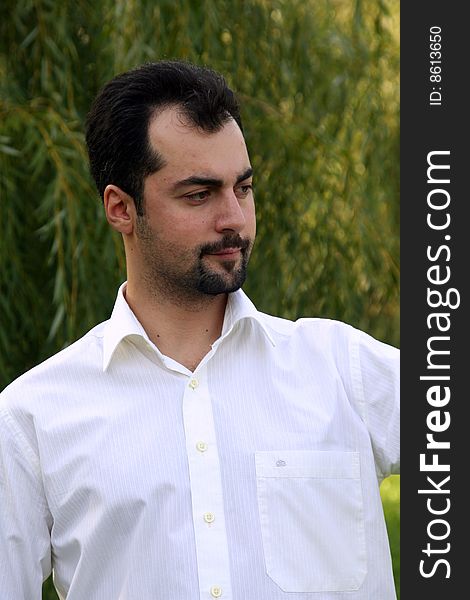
172 167 253 192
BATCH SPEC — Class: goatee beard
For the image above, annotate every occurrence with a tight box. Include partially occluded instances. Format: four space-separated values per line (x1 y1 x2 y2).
196 233 252 295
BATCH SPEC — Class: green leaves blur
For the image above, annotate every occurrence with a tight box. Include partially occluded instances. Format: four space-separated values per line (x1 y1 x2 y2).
0 0 399 388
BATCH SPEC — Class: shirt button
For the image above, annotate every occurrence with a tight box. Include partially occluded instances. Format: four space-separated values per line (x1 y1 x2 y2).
203 512 215 524
196 441 208 452
189 378 199 390
210 586 222 598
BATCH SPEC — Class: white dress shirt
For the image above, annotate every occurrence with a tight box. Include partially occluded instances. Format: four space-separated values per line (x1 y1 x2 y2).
0 284 399 600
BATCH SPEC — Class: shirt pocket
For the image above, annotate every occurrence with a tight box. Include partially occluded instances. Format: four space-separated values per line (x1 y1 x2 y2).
255 450 367 593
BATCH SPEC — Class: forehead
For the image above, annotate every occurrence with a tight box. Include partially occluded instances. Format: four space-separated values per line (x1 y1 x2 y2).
147 107 250 182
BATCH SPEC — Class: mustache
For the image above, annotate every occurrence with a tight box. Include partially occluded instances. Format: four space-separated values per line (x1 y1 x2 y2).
199 234 251 257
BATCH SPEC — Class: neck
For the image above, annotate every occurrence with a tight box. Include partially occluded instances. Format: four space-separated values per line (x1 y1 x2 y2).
124 278 228 371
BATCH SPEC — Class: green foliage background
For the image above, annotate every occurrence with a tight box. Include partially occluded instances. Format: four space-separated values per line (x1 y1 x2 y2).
0 0 399 598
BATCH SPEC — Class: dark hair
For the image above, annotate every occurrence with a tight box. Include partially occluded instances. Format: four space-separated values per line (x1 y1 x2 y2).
85 60 243 215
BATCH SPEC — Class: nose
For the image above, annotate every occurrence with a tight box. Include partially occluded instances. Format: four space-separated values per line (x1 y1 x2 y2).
214 190 246 233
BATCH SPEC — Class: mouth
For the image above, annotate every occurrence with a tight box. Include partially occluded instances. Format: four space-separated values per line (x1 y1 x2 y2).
206 247 242 259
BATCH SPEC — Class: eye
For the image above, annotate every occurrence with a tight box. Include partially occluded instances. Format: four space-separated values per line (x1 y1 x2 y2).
185 190 211 203
236 184 253 197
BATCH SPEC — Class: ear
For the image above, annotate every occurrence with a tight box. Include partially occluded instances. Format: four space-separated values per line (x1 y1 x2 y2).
103 184 135 235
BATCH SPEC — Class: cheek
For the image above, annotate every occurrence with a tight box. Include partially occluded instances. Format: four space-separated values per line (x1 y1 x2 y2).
164 217 211 249
155 208 203 237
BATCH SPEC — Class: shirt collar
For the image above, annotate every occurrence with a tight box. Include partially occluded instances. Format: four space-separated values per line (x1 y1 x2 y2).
102 283 275 371
219 287 276 347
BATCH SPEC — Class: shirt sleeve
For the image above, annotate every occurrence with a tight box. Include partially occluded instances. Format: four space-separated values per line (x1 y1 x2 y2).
0 405 52 599
349 328 400 481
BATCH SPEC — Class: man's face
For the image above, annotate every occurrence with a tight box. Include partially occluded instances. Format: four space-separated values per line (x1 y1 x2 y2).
134 107 256 302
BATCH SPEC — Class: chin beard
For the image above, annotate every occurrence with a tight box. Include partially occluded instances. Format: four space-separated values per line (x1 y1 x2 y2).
195 234 252 295
195 257 249 295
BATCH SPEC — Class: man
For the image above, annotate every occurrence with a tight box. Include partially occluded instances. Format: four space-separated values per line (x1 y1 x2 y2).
0 61 399 599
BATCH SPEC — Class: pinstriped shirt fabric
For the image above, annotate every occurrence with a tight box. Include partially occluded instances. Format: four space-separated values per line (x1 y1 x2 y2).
0 284 399 600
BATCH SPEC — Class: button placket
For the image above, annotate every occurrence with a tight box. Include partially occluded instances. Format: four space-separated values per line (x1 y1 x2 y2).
182 369 232 599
